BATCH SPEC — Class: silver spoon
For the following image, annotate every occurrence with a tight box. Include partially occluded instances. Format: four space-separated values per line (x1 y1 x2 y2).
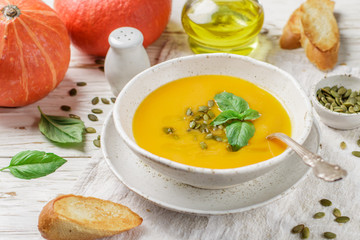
267 133 347 182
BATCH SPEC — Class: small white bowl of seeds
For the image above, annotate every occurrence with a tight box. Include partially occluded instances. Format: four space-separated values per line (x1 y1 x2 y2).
312 74 360 130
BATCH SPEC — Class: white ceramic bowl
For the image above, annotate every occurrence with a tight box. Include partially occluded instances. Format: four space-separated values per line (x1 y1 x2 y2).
113 53 313 189
311 74 360 130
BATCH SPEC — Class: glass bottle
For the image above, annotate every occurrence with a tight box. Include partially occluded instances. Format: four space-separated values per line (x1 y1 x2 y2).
181 0 264 55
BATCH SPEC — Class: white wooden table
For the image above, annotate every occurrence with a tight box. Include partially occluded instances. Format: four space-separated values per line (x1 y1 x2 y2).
1 0 359 239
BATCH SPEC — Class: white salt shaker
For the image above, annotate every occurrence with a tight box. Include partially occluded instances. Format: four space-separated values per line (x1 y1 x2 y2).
104 27 151 96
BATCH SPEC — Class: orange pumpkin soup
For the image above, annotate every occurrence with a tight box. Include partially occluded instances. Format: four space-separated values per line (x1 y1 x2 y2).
133 75 291 169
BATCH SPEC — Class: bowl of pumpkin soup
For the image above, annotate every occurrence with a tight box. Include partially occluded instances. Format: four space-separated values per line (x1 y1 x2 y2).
113 53 313 189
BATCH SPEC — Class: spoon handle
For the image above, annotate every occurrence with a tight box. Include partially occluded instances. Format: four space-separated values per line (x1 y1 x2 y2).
267 133 347 182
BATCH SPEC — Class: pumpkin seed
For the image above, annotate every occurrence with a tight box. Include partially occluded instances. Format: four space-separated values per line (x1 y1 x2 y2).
321 97 328 104
93 139 101 148
357 139 360 147
205 133 213 139
101 98 110 104
91 108 103 114
208 111 215 119
85 127 96 133
194 123 201 129
325 103 331 109
200 141 208 150
203 114 209 121
352 151 360 157
198 106 209 112
337 87 346 95
323 232 337 239
76 82 87 86
335 97 342 106
313 212 325 219
291 224 304 234
350 91 357 98
335 216 350 223
333 208 341 217
111 97 116 103
340 141 346 150
331 90 340 98
344 89 352 98
326 96 335 103
92 97 99 105
69 114 81 119
320 199 332 207
208 100 215 108
97 135 101 140
348 106 355 113
215 136 222 142
300 227 310 239
189 120 196 129
163 127 174 134
60 105 71 111
88 114 98 121
186 108 193 116
69 88 77 96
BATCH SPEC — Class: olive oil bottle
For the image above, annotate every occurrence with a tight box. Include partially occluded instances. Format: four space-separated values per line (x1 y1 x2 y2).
181 0 264 55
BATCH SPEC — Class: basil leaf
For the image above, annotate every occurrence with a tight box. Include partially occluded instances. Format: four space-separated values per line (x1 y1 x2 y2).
0 150 66 179
240 109 261 120
225 121 255 151
214 92 249 113
211 110 243 126
38 107 85 143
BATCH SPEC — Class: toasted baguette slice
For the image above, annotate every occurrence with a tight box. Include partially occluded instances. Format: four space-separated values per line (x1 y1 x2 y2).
38 194 143 240
300 0 339 70
279 7 303 49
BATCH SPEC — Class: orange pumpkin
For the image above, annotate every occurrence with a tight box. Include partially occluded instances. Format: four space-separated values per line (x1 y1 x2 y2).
54 0 172 57
0 0 70 107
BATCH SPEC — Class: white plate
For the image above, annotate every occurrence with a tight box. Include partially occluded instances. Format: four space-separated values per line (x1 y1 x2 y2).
101 112 320 215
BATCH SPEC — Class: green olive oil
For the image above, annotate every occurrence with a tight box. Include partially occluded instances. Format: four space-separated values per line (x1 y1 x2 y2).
181 0 264 55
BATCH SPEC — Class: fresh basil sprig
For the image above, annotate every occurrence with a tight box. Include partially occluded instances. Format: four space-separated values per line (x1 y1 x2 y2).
0 150 67 179
211 92 260 151
38 106 85 143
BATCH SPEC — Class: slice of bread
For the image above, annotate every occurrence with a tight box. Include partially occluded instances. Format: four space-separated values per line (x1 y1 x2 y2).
300 0 339 70
279 7 303 49
38 194 143 240
280 0 339 71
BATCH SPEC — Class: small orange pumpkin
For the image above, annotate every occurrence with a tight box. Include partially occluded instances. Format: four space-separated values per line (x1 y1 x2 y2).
54 0 172 57
0 0 71 107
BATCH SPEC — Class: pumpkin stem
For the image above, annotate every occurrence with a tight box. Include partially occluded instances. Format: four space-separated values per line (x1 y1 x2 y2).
2 5 21 19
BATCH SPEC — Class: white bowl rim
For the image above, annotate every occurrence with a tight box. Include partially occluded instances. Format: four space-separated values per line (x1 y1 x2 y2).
113 53 313 175
311 74 360 117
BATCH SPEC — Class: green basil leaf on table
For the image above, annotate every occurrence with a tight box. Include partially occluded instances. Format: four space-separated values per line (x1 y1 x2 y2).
214 92 249 113
211 110 244 126
0 150 67 179
225 121 255 151
38 107 85 143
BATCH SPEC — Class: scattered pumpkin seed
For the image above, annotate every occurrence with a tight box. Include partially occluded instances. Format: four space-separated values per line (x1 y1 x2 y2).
198 106 209 112
186 108 193 116
320 199 332 207
85 127 96 133
163 127 174 134
351 151 360 158
208 100 215 108
111 97 116 103
323 232 337 239
60 105 71 111
91 108 103 114
76 82 87 86
203 114 209 121
69 88 77 96
208 111 215 119
313 212 325 219
335 216 350 223
215 136 222 142
226 144 233 152
357 139 360 147
189 120 196 129
92 97 99 105
340 141 346 150
93 139 101 148
205 133 213 139
101 98 110 104
333 208 341 218
69 114 81 119
300 227 310 239
88 114 98 121
291 224 304 234
200 141 208 150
